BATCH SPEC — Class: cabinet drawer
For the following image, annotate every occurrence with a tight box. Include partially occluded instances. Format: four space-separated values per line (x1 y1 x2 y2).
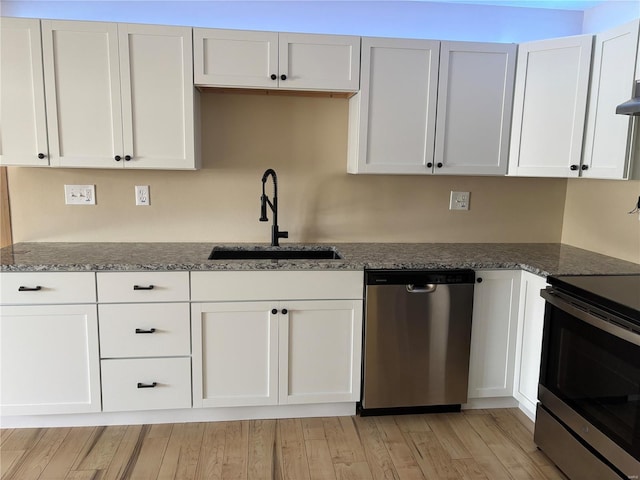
99 303 190 358
0 272 96 305
190 271 364 301
97 272 189 303
101 357 191 412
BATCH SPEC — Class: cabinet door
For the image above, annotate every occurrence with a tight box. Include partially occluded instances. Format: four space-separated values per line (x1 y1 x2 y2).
119 24 196 169
509 35 593 177
468 270 520 399
193 28 278 88
582 20 639 179
514 271 548 420
434 42 516 175
348 37 440 174
0 304 101 415
191 302 278 407
278 33 360 91
0 18 49 166
42 20 123 168
279 300 363 404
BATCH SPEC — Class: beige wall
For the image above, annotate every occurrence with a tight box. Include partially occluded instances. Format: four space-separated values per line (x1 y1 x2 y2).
7 91 567 244
562 179 640 264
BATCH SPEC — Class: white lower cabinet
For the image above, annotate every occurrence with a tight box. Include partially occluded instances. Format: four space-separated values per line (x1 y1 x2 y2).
513 271 548 420
97 272 192 413
101 357 192 412
0 272 100 416
190 271 364 409
191 301 278 407
279 300 362 404
0 304 101 415
467 270 521 400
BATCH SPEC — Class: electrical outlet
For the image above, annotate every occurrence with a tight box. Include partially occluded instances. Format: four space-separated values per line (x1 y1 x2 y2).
64 185 95 205
449 191 470 211
135 185 150 206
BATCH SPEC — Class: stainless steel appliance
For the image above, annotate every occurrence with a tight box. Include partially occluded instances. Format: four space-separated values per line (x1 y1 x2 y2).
360 269 475 415
536 274 640 480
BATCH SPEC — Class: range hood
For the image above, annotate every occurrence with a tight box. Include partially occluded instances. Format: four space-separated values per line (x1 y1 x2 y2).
616 81 640 116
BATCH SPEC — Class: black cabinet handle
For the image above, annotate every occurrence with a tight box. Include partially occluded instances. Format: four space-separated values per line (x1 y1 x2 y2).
133 285 154 290
280 74 287 80
581 165 589 170
437 162 443 168
477 277 483 283
427 162 433 168
18 286 42 292
135 328 156 334
281 308 288 315
570 164 578 171
137 382 157 389
270 74 277 80
38 153 46 159
271 308 278 315
115 155 122 161
125 155 132 161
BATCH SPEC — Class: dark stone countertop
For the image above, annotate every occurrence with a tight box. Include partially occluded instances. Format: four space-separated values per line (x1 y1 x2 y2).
1 242 639 278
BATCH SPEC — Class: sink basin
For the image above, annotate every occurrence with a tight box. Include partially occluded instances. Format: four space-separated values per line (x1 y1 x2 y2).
208 246 343 260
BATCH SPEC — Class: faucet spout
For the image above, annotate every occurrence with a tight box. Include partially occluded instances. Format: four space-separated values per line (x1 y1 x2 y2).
259 169 288 247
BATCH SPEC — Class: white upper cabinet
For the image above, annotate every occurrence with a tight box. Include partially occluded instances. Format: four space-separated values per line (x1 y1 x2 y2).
277 33 360 91
41 20 197 169
118 23 196 169
42 20 122 168
508 35 593 177
582 20 640 180
194 29 360 91
0 18 49 166
434 41 516 175
348 37 440 174
194 29 278 88
348 38 516 175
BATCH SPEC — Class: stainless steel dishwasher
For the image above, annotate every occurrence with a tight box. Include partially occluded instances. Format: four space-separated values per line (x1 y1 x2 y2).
360 269 475 415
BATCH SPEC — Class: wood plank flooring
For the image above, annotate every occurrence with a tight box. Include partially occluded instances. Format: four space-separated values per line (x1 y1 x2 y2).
1 409 566 480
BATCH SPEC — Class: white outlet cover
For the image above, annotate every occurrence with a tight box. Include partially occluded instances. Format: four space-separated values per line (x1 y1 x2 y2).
450 191 470 211
64 185 95 205
135 185 150 206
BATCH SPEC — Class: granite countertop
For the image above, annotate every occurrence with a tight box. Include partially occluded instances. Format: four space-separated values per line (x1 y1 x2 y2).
1 242 639 277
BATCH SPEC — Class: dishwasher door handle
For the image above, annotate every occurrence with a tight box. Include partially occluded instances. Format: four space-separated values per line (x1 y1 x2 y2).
406 284 437 293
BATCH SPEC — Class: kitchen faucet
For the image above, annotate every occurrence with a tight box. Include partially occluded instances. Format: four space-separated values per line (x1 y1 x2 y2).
259 168 288 247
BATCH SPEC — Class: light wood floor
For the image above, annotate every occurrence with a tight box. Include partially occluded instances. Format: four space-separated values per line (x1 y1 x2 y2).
1 408 566 480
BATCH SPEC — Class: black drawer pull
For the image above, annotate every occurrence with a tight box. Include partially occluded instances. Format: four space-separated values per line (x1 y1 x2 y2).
137 382 157 389
18 286 42 292
135 328 156 334
133 285 154 290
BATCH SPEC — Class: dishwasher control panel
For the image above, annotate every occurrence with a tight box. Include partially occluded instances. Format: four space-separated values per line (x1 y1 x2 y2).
365 269 476 285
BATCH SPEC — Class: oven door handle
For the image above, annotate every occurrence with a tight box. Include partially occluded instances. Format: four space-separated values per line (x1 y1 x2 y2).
542 289 640 347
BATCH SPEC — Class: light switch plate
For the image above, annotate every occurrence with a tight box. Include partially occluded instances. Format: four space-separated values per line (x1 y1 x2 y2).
450 191 470 211
64 185 95 205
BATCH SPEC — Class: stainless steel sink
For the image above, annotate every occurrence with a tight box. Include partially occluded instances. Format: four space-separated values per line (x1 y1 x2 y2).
208 246 343 260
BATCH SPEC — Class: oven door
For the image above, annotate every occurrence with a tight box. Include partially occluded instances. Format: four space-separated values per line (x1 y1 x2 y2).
539 288 640 478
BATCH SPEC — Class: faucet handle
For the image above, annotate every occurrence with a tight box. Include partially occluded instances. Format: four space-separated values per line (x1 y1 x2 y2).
279 230 289 239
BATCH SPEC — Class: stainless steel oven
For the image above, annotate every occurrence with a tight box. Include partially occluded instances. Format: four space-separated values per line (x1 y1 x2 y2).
536 275 640 480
